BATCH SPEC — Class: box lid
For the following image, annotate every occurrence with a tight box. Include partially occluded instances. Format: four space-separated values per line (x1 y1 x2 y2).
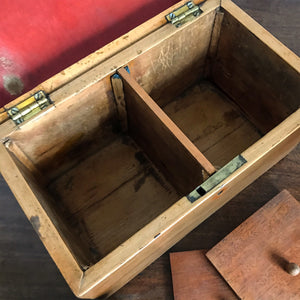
207 190 300 300
0 0 205 126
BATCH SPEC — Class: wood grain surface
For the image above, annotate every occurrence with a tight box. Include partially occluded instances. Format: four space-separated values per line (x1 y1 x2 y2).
119 68 215 194
48 135 181 259
170 250 238 300
0 1 299 299
211 5 300 134
207 190 300 300
162 81 261 167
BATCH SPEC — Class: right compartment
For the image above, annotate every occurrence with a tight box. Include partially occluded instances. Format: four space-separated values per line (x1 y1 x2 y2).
160 79 262 168
128 6 299 171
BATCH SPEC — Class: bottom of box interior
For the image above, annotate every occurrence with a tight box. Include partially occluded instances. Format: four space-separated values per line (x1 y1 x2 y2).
47 79 262 263
48 134 180 261
161 81 262 168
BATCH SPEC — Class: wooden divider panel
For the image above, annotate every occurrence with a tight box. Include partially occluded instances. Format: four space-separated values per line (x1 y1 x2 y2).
118 68 215 195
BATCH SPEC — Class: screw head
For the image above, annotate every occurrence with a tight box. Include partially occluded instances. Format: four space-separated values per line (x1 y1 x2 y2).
34 91 43 100
169 13 175 20
10 107 19 115
187 2 193 9
15 118 23 125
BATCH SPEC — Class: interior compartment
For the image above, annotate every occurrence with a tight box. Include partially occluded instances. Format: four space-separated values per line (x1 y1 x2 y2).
48 134 182 261
4 7 299 270
160 80 261 167
6 69 214 267
127 9 299 167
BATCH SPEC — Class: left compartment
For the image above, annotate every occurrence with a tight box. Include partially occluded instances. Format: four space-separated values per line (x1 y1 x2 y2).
0 69 214 270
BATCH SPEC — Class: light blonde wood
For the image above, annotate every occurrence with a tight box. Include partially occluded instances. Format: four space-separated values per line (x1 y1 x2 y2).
80 110 300 298
0 108 7 124
118 68 215 192
0 119 16 141
0 1 299 299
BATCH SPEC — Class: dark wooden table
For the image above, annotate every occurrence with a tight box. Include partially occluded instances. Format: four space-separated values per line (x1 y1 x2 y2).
0 1 299 299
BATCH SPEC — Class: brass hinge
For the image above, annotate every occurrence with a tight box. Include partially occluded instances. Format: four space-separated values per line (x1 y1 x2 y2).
7 91 52 125
166 1 203 28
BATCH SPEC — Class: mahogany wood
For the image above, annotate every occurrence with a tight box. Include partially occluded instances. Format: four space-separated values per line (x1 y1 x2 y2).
207 190 300 300
170 250 238 300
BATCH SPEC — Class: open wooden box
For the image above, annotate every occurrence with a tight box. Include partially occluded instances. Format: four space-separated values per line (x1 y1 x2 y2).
0 0 299 298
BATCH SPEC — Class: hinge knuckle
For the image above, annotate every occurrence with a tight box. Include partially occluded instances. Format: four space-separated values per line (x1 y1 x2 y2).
166 1 203 27
7 91 52 125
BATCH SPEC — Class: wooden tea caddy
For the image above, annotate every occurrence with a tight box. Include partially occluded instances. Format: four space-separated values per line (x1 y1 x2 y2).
0 0 299 298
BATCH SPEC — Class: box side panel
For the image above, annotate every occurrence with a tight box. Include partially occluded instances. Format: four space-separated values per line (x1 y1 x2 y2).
127 9 217 107
79 110 300 298
211 2 300 134
0 143 84 294
7 78 118 181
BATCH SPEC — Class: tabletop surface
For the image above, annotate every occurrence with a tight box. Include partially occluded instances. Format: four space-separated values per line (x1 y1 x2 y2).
0 0 299 299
